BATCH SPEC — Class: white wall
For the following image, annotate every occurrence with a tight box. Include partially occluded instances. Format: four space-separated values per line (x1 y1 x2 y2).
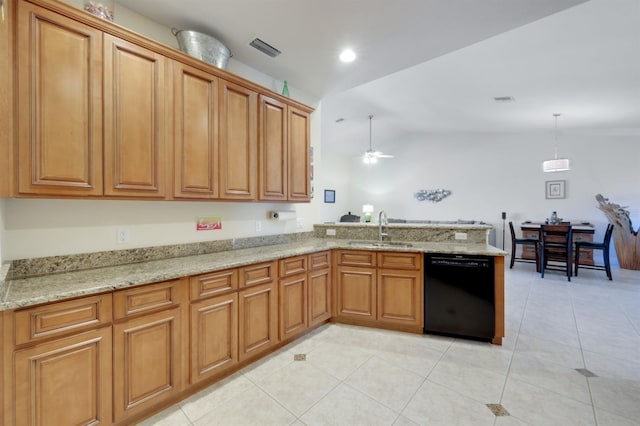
334 131 640 264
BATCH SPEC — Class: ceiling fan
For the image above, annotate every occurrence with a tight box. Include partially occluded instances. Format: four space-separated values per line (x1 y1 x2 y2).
363 115 394 164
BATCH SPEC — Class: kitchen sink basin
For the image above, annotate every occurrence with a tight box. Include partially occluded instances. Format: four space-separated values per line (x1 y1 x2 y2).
347 240 413 248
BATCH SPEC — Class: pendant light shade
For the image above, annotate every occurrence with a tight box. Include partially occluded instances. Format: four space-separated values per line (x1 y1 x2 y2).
542 113 570 172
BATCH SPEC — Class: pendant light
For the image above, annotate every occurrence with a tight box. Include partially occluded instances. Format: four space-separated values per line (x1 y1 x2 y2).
542 113 570 172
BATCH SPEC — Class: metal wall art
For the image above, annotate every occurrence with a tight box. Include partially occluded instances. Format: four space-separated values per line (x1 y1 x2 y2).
415 189 452 202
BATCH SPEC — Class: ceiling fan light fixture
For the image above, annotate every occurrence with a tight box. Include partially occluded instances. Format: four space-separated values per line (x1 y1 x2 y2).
362 115 392 165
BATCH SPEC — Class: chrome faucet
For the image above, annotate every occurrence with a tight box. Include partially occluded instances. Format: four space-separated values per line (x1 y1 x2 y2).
378 210 388 241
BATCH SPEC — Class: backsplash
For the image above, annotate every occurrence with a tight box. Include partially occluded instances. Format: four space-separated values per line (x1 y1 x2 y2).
7 232 314 279
313 223 490 244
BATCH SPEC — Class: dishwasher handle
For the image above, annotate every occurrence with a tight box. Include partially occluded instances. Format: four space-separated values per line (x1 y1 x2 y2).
428 256 491 269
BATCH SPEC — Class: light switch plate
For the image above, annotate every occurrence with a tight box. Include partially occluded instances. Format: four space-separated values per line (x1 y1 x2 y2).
117 228 130 244
454 232 468 240
255 220 262 232
326 229 336 236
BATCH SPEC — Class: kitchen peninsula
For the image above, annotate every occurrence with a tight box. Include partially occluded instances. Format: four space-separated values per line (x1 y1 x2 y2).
1 226 505 426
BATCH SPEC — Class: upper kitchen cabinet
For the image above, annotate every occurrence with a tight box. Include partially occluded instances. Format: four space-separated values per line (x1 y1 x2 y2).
173 62 219 199
103 34 167 198
219 80 257 200
287 107 311 201
258 96 311 202
17 2 103 196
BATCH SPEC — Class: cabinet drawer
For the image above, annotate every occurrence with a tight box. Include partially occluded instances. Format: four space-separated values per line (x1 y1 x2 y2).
113 280 181 320
240 261 276 287
309 251 331 270
190 269 238 300
377 252 421 270
279 255 307 278
15 294 112 346
336 250 377 267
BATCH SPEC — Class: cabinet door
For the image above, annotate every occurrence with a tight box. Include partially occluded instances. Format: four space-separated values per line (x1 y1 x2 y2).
279 274 307 340
238 282 278 361
377 269 423 327
14 328 112 426
173 61 219 199
336 266 376 320
219 80 257 200
113 308 183 422
190 293 237 384
287 106 311 201
104 34 166 198
308 267 331 327
258 95 287 200
17 2 103 195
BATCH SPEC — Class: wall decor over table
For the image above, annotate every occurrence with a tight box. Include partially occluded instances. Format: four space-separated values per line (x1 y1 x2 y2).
545 180 566 199
415 189 452 203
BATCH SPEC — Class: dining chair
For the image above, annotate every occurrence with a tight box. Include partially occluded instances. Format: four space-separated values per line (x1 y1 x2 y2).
574 223 614 280
509 221 539 270
540 224 573 281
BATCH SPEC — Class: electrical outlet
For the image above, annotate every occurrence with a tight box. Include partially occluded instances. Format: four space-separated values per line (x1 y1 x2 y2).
326 229 336 236
296 218 304 229
255 220 262 232
117 228 130 244
454 232 468 240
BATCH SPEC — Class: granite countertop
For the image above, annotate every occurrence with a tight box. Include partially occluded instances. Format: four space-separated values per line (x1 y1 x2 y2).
316 222 492 229
0 238 505 311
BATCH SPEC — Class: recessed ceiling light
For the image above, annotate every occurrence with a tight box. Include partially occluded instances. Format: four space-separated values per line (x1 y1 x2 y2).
339 49 356 63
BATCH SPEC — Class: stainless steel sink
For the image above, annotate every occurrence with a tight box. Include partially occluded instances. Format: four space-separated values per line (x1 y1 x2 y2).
347 240 413 248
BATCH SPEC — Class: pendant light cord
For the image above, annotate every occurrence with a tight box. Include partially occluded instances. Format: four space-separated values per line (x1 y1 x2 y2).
553 113 561 160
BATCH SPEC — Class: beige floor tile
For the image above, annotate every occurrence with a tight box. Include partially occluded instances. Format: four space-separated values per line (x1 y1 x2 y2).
306 341 373 380
255 360 339 416
345 356 424 412
583 350 640 381
514 332 584 369
427 357 507 404
579 330 640 364
594 407 640 426
136 407 192 426
589 376 640 421
241 348 295 383
192 385 296 426
392 415 419 426
180 373 254 423
501 377 596 426
299 383 399 426
509 352 591 404
402 380 496 426
442 338 514 375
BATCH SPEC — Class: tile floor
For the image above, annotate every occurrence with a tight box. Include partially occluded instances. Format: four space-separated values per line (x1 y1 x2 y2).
140 264 640 426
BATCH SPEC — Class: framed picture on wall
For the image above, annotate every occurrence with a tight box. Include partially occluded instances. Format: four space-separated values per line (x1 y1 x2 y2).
545 180 566 199
324 189 335 203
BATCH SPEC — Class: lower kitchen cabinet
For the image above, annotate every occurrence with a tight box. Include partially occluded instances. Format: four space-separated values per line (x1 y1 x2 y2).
13 327 112 426
308 267 332 326
377 269 422 327
279 273 308 340
336 265 377 320
112 278 185 422
238 282 278 361
190 293 238 384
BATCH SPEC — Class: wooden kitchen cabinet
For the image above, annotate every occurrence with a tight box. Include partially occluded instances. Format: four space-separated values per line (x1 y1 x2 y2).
14 327 113 426
279 273 308 340
238 282 278 361
104 34 167 198
308 267 331 327
336 265 377 320
258 95 288 200
219 80 257 200
173 61 220 199
377 269 422 327
17 1 103 196
287 106 311 201
112 281 184 422
190 293 238 384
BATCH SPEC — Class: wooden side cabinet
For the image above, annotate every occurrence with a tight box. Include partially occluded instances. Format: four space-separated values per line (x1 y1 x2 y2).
287 106 311 201
279 273 308 341
335 265 377 320
308 267 331 327
377 269 422 327
238 282 278 361
13 328 112 426
17 1 103 196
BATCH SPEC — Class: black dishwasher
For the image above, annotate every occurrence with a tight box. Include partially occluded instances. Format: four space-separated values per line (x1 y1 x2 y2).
424 254 495 341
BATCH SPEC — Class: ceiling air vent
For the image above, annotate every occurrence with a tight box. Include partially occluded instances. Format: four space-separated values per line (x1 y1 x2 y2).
249 38 281 58
494 96 515 103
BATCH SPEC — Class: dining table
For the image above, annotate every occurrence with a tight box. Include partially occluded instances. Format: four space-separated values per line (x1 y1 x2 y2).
520 222 596 266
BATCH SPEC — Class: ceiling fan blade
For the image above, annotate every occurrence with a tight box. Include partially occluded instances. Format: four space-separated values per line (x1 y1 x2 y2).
377 154 394 158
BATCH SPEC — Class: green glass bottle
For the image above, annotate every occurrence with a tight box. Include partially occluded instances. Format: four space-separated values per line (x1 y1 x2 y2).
282 80 290 97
